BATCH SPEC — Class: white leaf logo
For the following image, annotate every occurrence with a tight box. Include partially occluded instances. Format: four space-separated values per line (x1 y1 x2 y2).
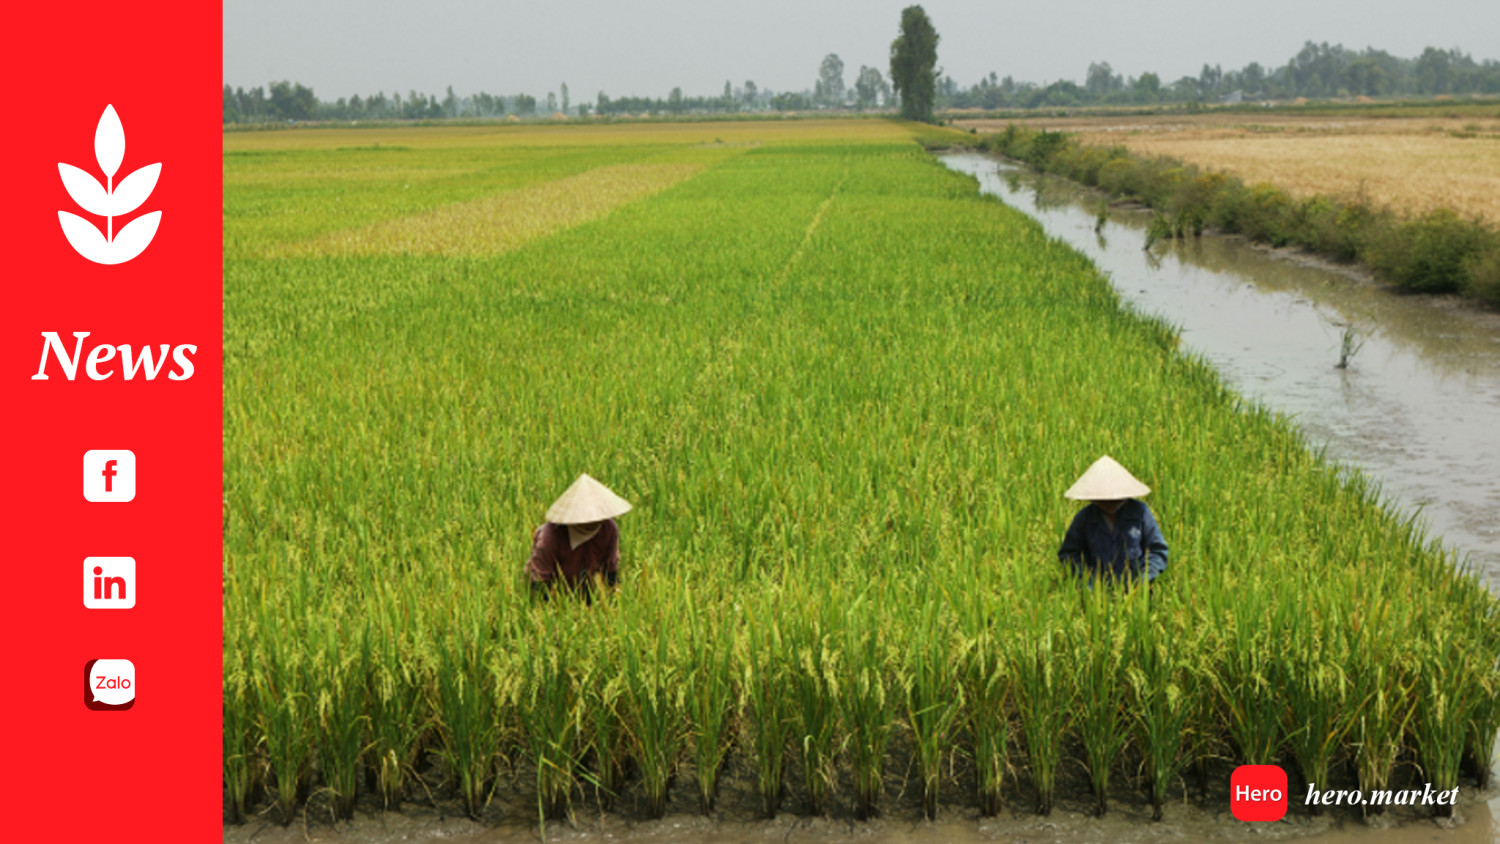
95 104 125 179
58 105 162 265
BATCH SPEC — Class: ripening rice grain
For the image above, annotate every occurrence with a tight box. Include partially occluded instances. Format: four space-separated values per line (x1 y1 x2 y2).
289 162 715 257
436 623 500 819
1072 586 1130 817
1075 128 1500 220
740 609 792 818
841 594 896 819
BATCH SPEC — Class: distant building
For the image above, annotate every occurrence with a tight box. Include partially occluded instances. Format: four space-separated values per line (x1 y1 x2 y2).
1220 90 1244 105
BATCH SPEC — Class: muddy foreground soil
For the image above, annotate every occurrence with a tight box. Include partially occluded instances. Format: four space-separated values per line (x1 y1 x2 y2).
223 789 1499 844
225 745 1500 844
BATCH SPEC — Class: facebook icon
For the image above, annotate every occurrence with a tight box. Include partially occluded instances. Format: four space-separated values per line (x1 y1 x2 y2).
83 450 136 502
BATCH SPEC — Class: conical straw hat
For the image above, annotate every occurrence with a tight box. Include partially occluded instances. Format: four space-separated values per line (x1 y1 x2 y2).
1063 455 1151 501
546 474 632 524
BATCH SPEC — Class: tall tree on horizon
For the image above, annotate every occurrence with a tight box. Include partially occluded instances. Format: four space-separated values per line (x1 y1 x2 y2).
854 66 886 110
819 53 846 106
889 5 939 122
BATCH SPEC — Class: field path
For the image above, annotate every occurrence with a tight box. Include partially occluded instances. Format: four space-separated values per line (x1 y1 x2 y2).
775 162 850 281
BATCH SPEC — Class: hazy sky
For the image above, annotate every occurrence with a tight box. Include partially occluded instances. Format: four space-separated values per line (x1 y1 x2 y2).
225 1 1500 99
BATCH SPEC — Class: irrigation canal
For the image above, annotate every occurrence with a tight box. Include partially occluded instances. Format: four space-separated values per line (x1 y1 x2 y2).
941 152 1500 595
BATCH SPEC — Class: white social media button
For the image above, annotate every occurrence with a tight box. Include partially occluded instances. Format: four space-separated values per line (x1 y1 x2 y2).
83 449 135 502
83 557 135 609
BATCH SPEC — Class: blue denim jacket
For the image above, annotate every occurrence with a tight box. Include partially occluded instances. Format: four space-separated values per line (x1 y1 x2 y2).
1058 499 1168 584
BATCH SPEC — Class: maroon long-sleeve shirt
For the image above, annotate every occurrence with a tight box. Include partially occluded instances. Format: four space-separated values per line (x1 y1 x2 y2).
525 519 619 589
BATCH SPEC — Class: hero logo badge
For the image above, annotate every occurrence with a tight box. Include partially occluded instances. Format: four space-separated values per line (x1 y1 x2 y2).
58 105 162 265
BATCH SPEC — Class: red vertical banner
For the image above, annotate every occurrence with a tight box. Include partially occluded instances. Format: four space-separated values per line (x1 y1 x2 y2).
2 3 222 842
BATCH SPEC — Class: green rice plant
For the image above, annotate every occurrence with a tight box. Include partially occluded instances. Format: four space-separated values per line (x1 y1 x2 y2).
222 642 259 824
1175 597 1220 798
841 594 896 819
959 627 1010 817
1125 596 1195 821
1346 607 1416 815
434 622 500 819
312 622 370 820
1208 584 1285 767
741 606 792 817
1352 664 1415 814
1458 586 1500 789
685 595 736 814
951 580 1011 817
620 608 687 818
788 608 840 815
366 622 427 811
253 604 311 825
1336 324 1367 370
1279 611 1353 813
1009 606 1072 815
513 617 584 823
581 638 629 811
1411 626 1479 816
1465 662 1500 789
1072 585 1130 816
903 595 963 820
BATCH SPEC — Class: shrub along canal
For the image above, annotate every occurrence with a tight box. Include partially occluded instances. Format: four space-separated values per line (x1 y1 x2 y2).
941 151 1500 591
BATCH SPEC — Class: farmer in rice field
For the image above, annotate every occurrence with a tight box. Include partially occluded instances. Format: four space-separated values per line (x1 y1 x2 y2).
526 473 631 600
1057 455 1168 587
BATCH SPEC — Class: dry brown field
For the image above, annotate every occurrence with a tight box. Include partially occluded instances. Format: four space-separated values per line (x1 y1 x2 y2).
956 112 1500 220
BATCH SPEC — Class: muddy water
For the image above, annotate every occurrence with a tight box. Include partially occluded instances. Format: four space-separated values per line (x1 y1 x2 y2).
941 152 1500 591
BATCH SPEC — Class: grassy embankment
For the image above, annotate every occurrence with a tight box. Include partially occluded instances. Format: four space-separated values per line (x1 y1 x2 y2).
967 122 1500 305
224 119 1500 830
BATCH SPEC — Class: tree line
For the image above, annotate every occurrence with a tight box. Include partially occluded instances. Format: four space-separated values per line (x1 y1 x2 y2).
224 79 814 123
223 39 1499 125
944 43 1500 110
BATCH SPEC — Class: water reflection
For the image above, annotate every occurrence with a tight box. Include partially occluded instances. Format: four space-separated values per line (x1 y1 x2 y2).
942 152 1500 589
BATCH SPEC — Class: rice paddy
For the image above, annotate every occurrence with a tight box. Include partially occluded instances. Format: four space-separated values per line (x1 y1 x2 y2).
223 118 1500 829
289 161 714 257
957 112 1500 220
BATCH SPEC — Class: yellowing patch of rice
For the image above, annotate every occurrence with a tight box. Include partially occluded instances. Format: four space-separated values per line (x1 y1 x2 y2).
287 162 707 257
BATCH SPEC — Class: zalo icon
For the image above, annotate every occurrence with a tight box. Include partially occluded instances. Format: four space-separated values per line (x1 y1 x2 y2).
85 659 135 710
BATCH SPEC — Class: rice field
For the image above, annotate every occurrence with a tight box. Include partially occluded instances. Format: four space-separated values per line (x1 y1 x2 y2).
223 118 1500 829
957 112 1500 220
